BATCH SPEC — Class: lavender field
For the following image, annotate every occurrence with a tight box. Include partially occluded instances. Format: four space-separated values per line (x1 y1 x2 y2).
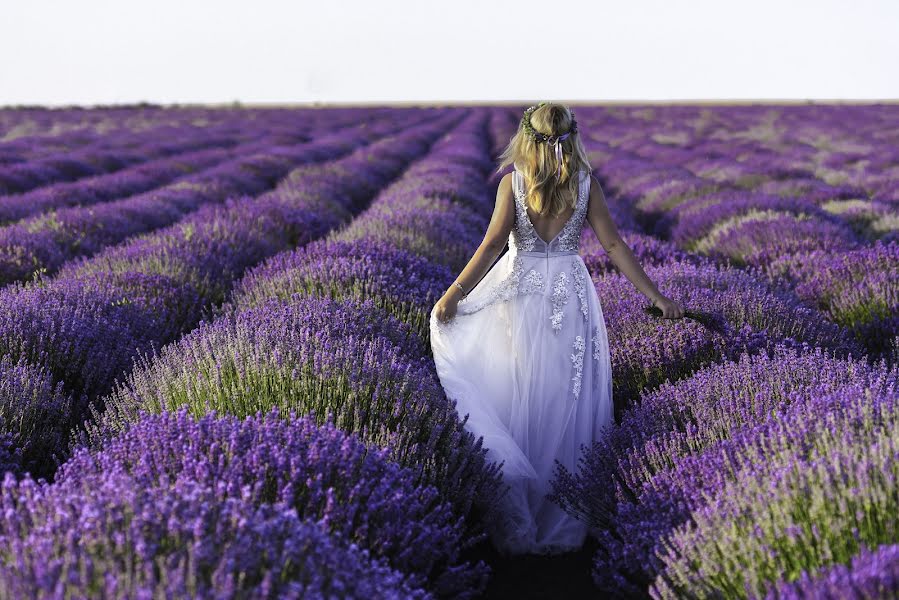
0 103 896 599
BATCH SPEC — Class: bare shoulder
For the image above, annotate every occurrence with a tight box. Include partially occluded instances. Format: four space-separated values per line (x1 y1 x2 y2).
586 173 607 206
492 172 516 214
496 172 516 202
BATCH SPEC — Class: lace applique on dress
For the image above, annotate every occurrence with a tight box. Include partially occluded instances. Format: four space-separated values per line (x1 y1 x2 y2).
571 335 586 397
447 254 545 321
550 271 570 332
591 324 601 390
520 268 545 294
459 254 523 314
571 258 588 321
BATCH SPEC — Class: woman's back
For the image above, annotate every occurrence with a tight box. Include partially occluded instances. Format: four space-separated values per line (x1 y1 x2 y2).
518 177 578 243
509 168 590 254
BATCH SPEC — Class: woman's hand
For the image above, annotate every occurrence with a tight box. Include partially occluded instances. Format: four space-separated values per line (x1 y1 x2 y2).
652 294 686 319
433 293 460 323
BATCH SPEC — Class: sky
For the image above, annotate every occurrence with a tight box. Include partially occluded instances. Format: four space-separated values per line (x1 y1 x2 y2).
1 0 897 106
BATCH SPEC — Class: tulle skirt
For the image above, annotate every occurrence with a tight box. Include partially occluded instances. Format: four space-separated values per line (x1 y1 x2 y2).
429 247 613 556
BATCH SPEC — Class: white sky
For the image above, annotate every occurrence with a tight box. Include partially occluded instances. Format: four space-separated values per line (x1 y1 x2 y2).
1 0 897 106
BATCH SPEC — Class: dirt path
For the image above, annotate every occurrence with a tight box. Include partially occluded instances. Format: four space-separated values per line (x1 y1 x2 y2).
462 535 611 599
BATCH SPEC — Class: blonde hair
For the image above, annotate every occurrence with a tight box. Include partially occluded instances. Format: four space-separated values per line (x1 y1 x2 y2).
496 102 592 218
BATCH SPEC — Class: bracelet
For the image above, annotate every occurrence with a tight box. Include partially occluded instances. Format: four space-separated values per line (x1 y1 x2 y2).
453 281 468 298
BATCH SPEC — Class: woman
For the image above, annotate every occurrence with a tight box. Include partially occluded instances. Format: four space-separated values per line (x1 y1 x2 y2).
429 102 684 556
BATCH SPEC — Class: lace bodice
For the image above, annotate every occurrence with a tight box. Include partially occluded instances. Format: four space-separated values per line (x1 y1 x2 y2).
509 169 590 253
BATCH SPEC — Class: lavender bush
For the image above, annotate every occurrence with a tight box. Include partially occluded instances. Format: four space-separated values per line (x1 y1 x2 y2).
761 239 899 360
0 355 71 480
595 259 861 411
88 295 503 547
227 237 455 338
550 343 896 596
0 409 441 599
650 381 899 598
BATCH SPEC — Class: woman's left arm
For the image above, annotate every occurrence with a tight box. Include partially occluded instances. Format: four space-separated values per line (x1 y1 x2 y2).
585 175 685 319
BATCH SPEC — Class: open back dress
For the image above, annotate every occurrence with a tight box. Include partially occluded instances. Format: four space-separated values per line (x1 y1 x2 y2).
429 167 614 556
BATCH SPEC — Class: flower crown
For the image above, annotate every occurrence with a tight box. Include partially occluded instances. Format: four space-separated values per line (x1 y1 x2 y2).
520 102 578 144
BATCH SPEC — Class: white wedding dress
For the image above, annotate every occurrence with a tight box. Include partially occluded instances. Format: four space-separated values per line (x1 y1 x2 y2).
429 167 614 556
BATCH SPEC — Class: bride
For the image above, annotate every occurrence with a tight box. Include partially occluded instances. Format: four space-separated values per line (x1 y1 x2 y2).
429 102 685 557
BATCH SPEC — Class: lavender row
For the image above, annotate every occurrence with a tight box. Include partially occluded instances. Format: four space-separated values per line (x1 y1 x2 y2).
650 370 898 598
84 111 506 597
0 105 242 148
0 105 402 194
593 257 861 412
0 118 412 474
575 104 898 206
0 106 216 162
53 111 452 395
575 107 895 258
0 126 287 224
759 239 899 362
0 119 398 287
547 343 898 597
574 112 895 362
0 111 457 479
0 121 257 196
760 542 899 600
89 295 490 598
0 106 402 165
585 142 867 266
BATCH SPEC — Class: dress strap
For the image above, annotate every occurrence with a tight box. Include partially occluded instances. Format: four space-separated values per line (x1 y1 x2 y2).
580 169 588 208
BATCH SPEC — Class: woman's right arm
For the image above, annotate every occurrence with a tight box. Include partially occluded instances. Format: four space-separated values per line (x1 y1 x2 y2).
433 173 515 322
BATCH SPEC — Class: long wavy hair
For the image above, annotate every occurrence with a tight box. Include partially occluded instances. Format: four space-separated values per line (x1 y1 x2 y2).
496 102 592 218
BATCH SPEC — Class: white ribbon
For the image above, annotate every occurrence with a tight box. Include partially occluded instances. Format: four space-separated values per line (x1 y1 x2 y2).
547 131 571 179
